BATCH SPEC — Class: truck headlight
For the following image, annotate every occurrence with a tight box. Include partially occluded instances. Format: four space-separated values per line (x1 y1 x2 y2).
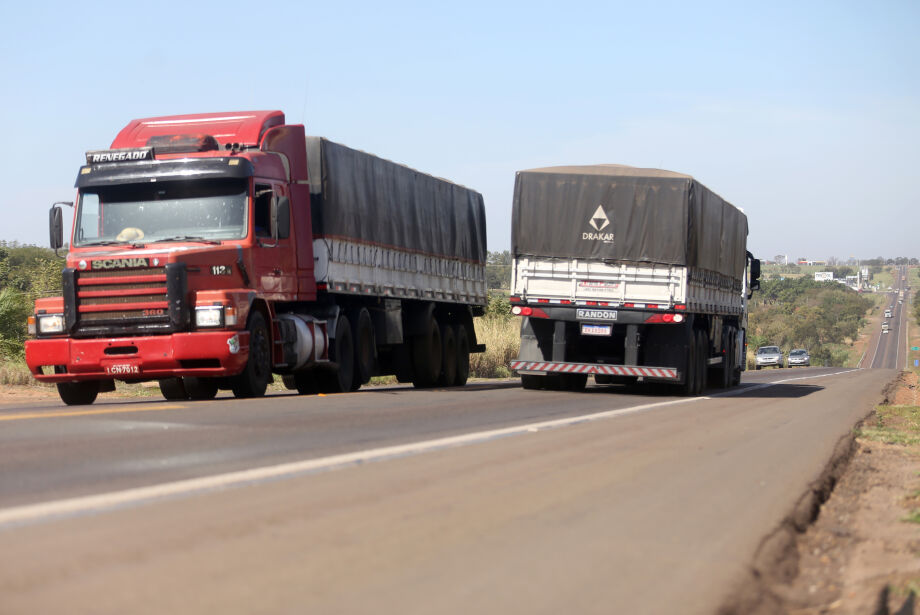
37 313 65 334
195 306 224 328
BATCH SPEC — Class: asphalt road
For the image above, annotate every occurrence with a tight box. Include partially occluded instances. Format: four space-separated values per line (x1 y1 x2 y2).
0 366 895 615
865 267 910 369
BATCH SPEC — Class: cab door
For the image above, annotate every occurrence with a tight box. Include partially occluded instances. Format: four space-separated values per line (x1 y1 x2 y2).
252 181 296 298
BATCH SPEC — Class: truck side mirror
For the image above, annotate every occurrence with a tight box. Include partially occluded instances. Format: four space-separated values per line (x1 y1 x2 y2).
751 258 761 289
272 196 290 240
49 201 72 254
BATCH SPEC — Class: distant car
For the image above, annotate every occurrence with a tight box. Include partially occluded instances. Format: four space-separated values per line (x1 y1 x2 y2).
885 309 892 318
755 345 784 369
787 348 810 367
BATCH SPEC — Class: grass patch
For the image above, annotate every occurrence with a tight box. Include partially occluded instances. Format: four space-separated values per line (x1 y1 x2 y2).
0 359 36 386
470 316 520 378
901 510 920 524
857 405 920 446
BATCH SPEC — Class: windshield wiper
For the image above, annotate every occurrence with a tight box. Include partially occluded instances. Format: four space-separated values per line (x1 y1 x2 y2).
78 240 144 248
149 236 221 245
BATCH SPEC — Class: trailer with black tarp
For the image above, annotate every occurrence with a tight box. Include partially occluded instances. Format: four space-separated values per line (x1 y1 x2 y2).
508 164 760 394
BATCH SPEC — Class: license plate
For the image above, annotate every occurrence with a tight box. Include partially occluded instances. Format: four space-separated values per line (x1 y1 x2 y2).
104 363 140 375
581 324 612 336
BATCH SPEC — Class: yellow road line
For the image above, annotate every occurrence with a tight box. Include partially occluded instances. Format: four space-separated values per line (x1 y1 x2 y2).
0 404 186 422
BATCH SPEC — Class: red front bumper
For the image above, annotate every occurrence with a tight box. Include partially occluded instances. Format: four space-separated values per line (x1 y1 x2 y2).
25 331 250 382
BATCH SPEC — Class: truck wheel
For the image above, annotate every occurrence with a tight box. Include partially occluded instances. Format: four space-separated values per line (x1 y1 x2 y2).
293 370 319 395
521 374 545 390
454 323 470 386
57 381 100 406
158 378 188 400
184 377 218 400
693 329 708 395
412 315 442 388
324 315 355 393
352 308 376 388
437 321 457 387
679 328 697 396
231 311 272 399
562 373 588 391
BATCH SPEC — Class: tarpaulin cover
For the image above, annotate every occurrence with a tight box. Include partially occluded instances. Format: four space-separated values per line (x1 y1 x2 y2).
511 165 748 280
306 137 487 264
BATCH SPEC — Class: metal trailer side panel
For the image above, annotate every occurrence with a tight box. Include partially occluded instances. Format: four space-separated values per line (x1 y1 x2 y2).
511 257 744 315
314 239 487 305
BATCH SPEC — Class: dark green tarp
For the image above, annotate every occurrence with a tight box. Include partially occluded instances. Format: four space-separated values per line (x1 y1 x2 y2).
511 165 748 280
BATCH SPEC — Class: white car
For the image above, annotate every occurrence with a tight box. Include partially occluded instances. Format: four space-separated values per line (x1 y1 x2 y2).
787 349 810 367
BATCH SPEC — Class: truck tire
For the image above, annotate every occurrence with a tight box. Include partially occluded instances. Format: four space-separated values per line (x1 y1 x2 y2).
693 328 708 395
231 311 272 399
293 370 319 395
412 315 442 388
562 373 588 391
454 323 470 386
352 308 376 388
678 328 697 396
185 377 218 400
57 381 100 406
323 315 355 393
158 378 188 400
437 321 457 387
521 374 546 390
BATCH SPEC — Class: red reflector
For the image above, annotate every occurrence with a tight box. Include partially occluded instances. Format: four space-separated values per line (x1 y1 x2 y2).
663 313 674 322
624 303 635 308
647 304 658 309
530 307 549 318
317 282 328 291
675 304 687 310
537 298 549 303
645 314 665 323
560 299 572 304
521 307 533 316
586 301 597 306
599 302 608 306
510 296 522 304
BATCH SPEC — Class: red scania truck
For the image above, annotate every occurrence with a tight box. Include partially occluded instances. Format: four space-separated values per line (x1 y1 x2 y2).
26 111 487 405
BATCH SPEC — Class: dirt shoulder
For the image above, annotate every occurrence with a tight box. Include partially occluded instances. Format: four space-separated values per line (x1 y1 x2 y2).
723 371 920 614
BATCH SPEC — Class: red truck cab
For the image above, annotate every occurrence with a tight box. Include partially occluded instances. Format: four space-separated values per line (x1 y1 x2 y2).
27 111 327 404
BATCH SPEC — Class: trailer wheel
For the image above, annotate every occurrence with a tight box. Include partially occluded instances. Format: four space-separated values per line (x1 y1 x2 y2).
437 321 457 387
454 323 470 386
678 328 697 396
231 311 272 399
521 374 545 390
352 308 376 388
731 329 742 386
323 315 355 393
158 378 188 400
293 370 319 395
693 329 708 395
185 377 218 400
57 381 100 406
562 373 588 391
412 315 442 388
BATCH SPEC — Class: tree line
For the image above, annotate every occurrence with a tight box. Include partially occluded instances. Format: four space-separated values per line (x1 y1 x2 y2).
0 243 62 359
747 277 872 367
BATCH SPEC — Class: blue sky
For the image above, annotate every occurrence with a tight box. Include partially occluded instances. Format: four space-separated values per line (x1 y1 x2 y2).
1 0 917 260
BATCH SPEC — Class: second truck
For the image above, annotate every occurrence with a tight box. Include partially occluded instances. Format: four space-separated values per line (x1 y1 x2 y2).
26 111 488 405
508 164 759 394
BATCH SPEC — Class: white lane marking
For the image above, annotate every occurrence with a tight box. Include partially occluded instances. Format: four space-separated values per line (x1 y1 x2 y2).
0 369 858 529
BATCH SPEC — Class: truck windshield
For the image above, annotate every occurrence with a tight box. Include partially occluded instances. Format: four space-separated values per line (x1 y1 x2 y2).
73 178 248 246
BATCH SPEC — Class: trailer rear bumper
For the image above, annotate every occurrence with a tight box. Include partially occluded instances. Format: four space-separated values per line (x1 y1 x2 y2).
25 331 250 382
509 360 680 381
